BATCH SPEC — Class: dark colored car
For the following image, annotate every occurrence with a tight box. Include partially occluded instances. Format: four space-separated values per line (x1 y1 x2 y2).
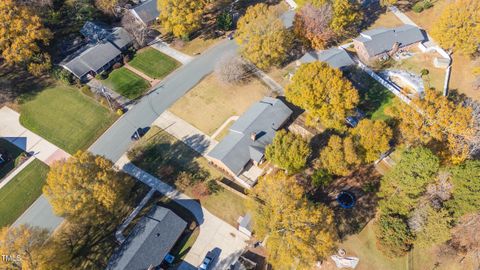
131 127 148 141
227 32 235 40
198 251 216 270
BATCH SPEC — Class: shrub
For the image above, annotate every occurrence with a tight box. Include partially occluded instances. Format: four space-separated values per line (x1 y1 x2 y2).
116 108 124 116
420 68 429 76
311 169 333 188
375 213 414 257
217 11 233 31
412 2 424 13
52 67 73 84
112 62 122 69
423 0 433 9
80 85 93 97
206 180 223 194
123 55 131 63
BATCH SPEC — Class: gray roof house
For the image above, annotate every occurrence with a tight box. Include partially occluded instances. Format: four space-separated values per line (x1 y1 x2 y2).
130 0 160 26
60 22 133 81
107 206 187 270
353 25 425 62
207 97 292 187
298 47 355 69
280 10 295 28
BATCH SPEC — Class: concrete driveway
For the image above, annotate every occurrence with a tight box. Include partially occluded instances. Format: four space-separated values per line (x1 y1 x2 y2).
117 157 249 269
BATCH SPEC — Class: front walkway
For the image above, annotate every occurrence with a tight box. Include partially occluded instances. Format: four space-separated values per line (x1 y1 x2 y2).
0 106 67 231
153 110 218 156
115 156 249 268
150 41 194 65
124 63 160 85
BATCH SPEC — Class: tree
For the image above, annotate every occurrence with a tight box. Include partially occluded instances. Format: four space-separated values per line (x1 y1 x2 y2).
378 147 439 215
286 62 359 130
330 0 363 37
217 11 233 31
0 0 52 73
352 119 392 162
445 160 480 218
0 225 50 270
375 213 414 257
451 213 480 257
95 0 118 15
413 205 452 248
294 3 335 50
236 3 293 70
43 151 135 224
388 89 474 163
265 130 311 172
121 12 149 47
157 0 205 39
214 54 252 85
431 0 480 55
319 135 360 176
248 171 336 269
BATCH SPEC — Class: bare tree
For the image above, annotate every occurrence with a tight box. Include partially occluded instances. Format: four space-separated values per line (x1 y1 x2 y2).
451 213 480 268
294 3 335 49
15 0 52 7
214 54 253 85
426 171 453 209
462 98 480 159
121 12 148 48
408 203 428 233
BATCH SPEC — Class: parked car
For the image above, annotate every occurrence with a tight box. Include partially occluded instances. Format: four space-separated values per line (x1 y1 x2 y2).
198 251 217 270
130 127 148 141
227 32 235 40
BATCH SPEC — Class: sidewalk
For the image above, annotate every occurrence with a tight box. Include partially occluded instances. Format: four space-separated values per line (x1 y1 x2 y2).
153 110 218 155
115 156 249 268
150 41 194 65
0 106 67 231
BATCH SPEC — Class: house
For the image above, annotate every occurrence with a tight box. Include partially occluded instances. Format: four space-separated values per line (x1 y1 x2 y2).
129 0 160 26
280 10 295 29
207 97 292 188
60 22 133 81
107 206 187 270
353 25 425 63
297 47 355 69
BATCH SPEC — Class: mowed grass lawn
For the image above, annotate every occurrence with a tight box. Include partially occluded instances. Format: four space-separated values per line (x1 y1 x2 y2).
170 74 270 135
129 48 180 79
0 159 49 227
20 84 117 154
128 127 247 226
103 67 150 99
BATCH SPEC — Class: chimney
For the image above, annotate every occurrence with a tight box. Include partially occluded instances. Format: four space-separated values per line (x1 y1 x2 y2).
251 132 257 141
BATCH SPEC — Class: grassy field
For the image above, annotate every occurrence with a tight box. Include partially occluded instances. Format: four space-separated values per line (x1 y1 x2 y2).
339 221 408 270
368 11 404 30
129 48 180 79
170 74 270 135
0 159 49 227
128 127 247 226
172 36 224 56
0 139 25 179
20 84 117 154
103 67 150 99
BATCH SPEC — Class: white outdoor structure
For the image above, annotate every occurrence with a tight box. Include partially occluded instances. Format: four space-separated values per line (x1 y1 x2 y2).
331 255 360 269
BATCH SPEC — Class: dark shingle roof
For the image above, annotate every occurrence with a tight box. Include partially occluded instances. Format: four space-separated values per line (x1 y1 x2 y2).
130 0 160 25
354 25 425 57
208 97 292 175
108 207 187 270
299 48 354 68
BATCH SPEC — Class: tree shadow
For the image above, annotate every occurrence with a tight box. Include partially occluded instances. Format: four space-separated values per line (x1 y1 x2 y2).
311 165 381 239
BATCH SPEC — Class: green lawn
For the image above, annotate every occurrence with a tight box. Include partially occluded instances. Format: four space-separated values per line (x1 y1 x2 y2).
129 48 180 79
20 84 117 154
0 159 49 227
128 127 247 226
103 67 150 99
0 139 26 179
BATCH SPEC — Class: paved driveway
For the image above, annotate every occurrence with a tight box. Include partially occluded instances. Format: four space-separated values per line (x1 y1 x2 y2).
89 40 238 162
116 157 249 269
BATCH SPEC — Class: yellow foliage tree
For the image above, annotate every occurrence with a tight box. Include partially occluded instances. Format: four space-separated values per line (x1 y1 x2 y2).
387 89 474 163
320 135 360 176
286 62 359 130
0 225 50 270
330 0 363 36
236 3 293 70
158 0 205 39
248 171 336 269
431 0 480 55
0 0 52 68
352 119 393 162
43 151 134 224
95 0 118 15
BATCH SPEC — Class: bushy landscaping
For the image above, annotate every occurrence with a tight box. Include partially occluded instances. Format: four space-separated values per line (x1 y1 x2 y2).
19 84 117 154
129 48 180 79
0 159 49 227
127 126 247 225
0 139 26 179
102 67 150 99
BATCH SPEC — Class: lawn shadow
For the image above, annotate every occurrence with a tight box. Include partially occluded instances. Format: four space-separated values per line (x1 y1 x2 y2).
313 165 381 240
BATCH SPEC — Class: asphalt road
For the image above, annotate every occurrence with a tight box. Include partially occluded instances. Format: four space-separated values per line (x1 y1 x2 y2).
89 39 238 161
